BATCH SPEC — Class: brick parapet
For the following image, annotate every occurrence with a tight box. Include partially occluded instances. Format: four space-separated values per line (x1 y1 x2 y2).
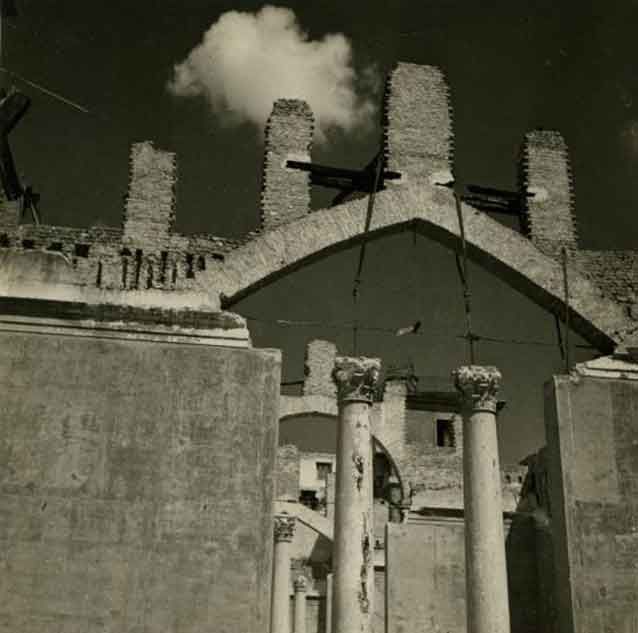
383 62 454 185
521 130 578 259
261 99 313 231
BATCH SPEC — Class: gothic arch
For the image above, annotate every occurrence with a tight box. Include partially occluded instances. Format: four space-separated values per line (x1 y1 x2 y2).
208 183 630 353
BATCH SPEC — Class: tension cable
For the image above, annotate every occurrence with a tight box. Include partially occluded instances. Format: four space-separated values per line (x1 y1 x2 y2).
351 149 384 354
454 189 477 364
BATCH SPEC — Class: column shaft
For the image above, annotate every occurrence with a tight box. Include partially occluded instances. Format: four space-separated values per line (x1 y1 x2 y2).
454 365 511 633
331 356 380 633
271 515 295 633
325 573 333 633
293 577 307 633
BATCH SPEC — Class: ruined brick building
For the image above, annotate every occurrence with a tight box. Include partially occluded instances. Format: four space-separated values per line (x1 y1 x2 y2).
1 62 637 633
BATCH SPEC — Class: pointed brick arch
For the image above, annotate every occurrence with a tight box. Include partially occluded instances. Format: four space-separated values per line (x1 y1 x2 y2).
207 183 630 353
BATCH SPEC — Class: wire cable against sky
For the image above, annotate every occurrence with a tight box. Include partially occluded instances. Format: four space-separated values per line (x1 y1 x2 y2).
351 148 384 355
243 314 595 349
0 67 89 113
453 189 477 363
0 2 90 114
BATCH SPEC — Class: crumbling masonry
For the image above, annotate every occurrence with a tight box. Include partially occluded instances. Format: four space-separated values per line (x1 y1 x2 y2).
0 61 637 633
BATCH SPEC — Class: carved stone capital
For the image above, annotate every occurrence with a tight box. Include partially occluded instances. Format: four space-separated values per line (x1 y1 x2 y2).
274 514 296 543
332 356 381 403
453 365 502 413
293 576 308 592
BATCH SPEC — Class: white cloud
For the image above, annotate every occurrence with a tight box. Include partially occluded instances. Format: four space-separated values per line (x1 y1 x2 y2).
167 5 378 142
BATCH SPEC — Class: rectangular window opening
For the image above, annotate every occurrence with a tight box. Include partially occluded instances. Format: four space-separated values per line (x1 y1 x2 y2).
74 243 90 258
316 461 333 480
436 419 455 448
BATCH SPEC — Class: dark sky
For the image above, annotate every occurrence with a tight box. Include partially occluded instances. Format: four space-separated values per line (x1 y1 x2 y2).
7 1 638 462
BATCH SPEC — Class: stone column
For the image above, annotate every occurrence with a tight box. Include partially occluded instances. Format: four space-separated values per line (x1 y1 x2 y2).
331 356 381 633
453 365 511 633
271 514 296 633
325 573 333 633
326 472 336 523
293 576 308 633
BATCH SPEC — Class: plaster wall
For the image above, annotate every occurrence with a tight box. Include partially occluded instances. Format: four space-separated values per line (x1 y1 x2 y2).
0 323 281 633
545 375 638 633
386 513 540 633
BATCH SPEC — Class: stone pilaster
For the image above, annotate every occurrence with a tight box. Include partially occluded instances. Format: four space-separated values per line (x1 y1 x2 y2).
293 576 308 633
453 365 511 633
331 356 381 633
271 513 296 633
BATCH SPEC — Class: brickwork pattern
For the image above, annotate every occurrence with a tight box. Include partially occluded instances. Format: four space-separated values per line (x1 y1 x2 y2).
521 130 578 259
303 339 337 398
0 62 636 348
124 142 177 249
384 62 453 184
261 99 313 230
574 249 638 317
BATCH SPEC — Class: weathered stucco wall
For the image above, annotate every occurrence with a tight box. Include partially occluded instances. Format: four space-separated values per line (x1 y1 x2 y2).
0 324 281 633
545 374 638 633
386 513 540 633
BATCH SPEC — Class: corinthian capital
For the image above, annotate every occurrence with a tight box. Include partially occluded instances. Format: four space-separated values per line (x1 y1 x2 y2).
453 365 502 413
294 576 308 592
274 514 296 543
332 356 381 403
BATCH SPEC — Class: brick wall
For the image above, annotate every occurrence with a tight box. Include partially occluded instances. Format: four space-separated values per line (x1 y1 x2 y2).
261 99 313 230
521 130 578 259
123 141 177 250
0 138 241 295
303 339 337 398
574 249 638 319
384 62 453 185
